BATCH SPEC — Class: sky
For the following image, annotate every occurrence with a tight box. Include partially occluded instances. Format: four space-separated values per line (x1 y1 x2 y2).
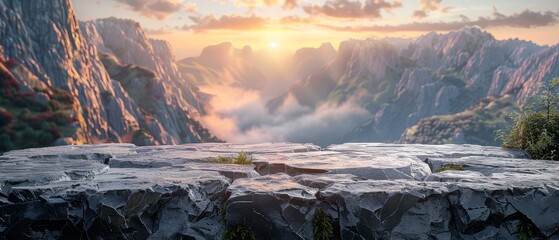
71 0 559 59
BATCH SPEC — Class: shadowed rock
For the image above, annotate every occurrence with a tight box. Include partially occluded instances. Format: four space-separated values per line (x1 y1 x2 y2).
1 143 558 239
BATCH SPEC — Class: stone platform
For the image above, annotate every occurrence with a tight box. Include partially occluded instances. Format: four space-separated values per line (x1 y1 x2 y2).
1 143 558 239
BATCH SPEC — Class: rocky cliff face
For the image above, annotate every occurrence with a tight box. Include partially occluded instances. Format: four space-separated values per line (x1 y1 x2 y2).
80 18 207 115
0 57 87 151
2 143 558 239
291 42 337 80
270 26 559 144
80 18 219 144
0 0 217 146
0 0 136 143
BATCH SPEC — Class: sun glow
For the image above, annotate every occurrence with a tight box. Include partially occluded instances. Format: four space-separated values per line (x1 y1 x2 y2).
270 41 278 49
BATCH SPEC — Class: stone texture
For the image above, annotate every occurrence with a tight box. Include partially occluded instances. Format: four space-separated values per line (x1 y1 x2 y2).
1 143 559 239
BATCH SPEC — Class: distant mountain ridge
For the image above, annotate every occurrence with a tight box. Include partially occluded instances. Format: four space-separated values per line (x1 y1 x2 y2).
270 26 559 145
177 41 337 98
177 42 270 90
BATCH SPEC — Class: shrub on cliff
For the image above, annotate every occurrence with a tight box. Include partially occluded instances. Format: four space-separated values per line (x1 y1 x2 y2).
499 78 559 160
0 69 76 152
0 109 14 126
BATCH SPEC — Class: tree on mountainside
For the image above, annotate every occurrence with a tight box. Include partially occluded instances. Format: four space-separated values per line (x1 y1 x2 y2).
498 78 559 160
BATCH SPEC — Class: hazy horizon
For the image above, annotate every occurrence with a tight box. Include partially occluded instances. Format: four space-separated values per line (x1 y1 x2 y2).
71 0 559 59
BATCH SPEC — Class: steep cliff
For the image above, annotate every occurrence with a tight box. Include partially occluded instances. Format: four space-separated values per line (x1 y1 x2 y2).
0 56 86 151
80 18 207 114
0 0 218 146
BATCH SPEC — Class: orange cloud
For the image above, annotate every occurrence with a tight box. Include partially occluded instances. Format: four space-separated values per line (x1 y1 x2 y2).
322 8 559 32
184 14 268 32
280 15 313 24
303 0 402 19
222 0 299 9
413 0 452 19
115 0 196 20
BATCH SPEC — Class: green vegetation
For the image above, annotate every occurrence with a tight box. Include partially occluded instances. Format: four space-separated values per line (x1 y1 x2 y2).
313 208 334 240
498 78 559 160
210 152 253 165
402 95 518 146
435 164 465 172
0 60 77 152
515 218 536 240
222 221 256 240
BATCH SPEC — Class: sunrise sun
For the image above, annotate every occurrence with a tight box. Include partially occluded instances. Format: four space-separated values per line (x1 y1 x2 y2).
270 41 278 49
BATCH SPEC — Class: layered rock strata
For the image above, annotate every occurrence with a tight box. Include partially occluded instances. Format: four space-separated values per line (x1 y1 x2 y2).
2 143 558 239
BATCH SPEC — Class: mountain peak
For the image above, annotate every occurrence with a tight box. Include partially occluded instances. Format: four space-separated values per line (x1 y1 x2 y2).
319 42 335 51
95 17 141 28
451 25 494 40
199 42 234 60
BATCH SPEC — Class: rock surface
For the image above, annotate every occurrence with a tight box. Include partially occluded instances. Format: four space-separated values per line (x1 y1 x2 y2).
1 143 558 239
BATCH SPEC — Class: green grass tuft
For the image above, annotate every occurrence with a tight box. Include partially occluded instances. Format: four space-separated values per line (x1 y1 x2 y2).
210 151 253 165
435 164 465 172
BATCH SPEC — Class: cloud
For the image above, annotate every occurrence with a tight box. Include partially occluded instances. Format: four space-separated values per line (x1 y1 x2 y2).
303 0 403 19
221 0 299 9
280 15 313 24
115 0 196 20
183 14 268 32
323 8 559 32
413 0 452 19
200 85 371 146
144 27 176 35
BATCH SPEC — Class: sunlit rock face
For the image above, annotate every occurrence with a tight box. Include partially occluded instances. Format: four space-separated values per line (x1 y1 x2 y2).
0 0 217 145
2 143 559 239
80 18 207 115
0 0 140 143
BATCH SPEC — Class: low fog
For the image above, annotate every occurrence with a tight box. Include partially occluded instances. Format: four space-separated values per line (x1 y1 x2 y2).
200 84 371 146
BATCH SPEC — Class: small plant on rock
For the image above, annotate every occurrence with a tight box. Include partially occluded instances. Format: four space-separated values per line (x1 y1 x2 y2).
435 164 465 172
313 208 334 240
515 218 535 240
222 221 256 240
211 151 253 165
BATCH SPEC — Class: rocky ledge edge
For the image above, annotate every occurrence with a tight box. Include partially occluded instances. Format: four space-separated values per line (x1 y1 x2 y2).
1 143 558 239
